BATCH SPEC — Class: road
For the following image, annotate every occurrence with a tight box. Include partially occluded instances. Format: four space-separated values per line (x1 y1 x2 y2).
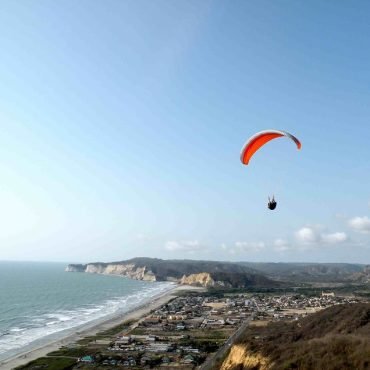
199 316 253 370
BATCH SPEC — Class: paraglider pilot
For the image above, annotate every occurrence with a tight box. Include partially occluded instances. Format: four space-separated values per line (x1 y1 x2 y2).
240 129 301 211
268 196 277 210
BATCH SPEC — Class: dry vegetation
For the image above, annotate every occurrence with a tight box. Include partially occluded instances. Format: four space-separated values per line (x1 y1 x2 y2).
222 303 370 370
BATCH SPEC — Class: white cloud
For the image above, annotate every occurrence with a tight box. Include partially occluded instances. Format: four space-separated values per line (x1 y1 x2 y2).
235 241 265 252
295 227 320 244
295 226 348 248
222 241 265 254
321 232 348 244
348 216 370 233
165 240 202 252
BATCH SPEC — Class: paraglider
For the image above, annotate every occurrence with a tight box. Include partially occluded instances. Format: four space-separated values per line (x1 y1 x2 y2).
240 129 301 210
268 196 277 210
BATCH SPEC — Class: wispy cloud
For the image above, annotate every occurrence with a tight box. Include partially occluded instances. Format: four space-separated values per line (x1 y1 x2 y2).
222 241 265 254
274 238 291 252
165 240 203 252
348 216 370 233
235 241 265 252
321 232 348 244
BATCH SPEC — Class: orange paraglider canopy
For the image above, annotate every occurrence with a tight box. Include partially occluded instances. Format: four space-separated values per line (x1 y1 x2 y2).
240 129 301 165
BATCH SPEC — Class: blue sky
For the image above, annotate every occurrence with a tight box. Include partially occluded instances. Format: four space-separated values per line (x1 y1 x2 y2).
1 0 370 263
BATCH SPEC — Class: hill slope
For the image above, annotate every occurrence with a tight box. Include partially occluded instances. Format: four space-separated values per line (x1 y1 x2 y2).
221 303 370 370
239 262 366 283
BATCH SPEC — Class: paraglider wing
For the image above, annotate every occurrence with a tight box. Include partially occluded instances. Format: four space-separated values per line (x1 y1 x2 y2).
240 129 301 165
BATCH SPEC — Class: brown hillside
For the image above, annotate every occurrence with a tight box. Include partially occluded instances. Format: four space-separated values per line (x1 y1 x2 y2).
221 303 370 370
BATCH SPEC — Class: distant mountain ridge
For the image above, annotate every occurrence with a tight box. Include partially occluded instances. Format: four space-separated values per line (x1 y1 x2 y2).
66 257 277 288
238 262 369 283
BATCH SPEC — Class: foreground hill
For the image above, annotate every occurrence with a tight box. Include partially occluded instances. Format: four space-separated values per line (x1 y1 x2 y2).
66 257 278 288
221 303 370 370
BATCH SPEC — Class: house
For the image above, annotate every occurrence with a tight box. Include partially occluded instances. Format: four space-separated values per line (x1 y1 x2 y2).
115 336 131 345
183 354 195 364
79 355 94 363
143 317 161 325
168 314 187 321
131 334 155 342
321 291 335 297
147 343 172 352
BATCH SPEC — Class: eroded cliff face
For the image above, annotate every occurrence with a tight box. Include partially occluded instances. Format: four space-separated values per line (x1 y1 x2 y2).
221 344 271 370
89 264 156 281
65 258 272 288
180 273 215 287
65 263 156 282
65 263 257 287
65 264 225 287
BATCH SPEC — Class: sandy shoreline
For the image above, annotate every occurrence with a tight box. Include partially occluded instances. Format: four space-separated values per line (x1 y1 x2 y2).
1 285 197 370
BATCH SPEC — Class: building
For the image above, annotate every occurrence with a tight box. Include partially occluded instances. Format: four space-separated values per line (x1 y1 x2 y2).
79 355 94 363
321 292 335 297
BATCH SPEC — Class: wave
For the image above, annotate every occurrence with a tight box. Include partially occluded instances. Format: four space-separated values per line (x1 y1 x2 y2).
0 282 174 360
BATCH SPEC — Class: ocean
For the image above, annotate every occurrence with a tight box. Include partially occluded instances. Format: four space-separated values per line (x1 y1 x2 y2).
0 261 174 362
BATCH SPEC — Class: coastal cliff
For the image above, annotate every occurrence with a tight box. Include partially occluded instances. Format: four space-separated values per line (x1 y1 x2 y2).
180 272 216 287
66 263 156 281
66 257 277 288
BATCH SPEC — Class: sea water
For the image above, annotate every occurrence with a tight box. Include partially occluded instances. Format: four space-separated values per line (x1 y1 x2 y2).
0 261 174 362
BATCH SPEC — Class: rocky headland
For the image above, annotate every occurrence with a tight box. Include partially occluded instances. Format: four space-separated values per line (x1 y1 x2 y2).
66 257 277 288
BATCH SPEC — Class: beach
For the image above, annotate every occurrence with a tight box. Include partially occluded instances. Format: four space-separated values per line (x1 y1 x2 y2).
1 285 195 370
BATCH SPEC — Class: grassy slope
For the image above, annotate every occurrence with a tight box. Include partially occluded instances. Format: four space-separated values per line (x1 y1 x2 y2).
232 303 370 370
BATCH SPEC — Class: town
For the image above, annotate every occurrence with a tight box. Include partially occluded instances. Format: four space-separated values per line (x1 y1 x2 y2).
63 291 361 369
